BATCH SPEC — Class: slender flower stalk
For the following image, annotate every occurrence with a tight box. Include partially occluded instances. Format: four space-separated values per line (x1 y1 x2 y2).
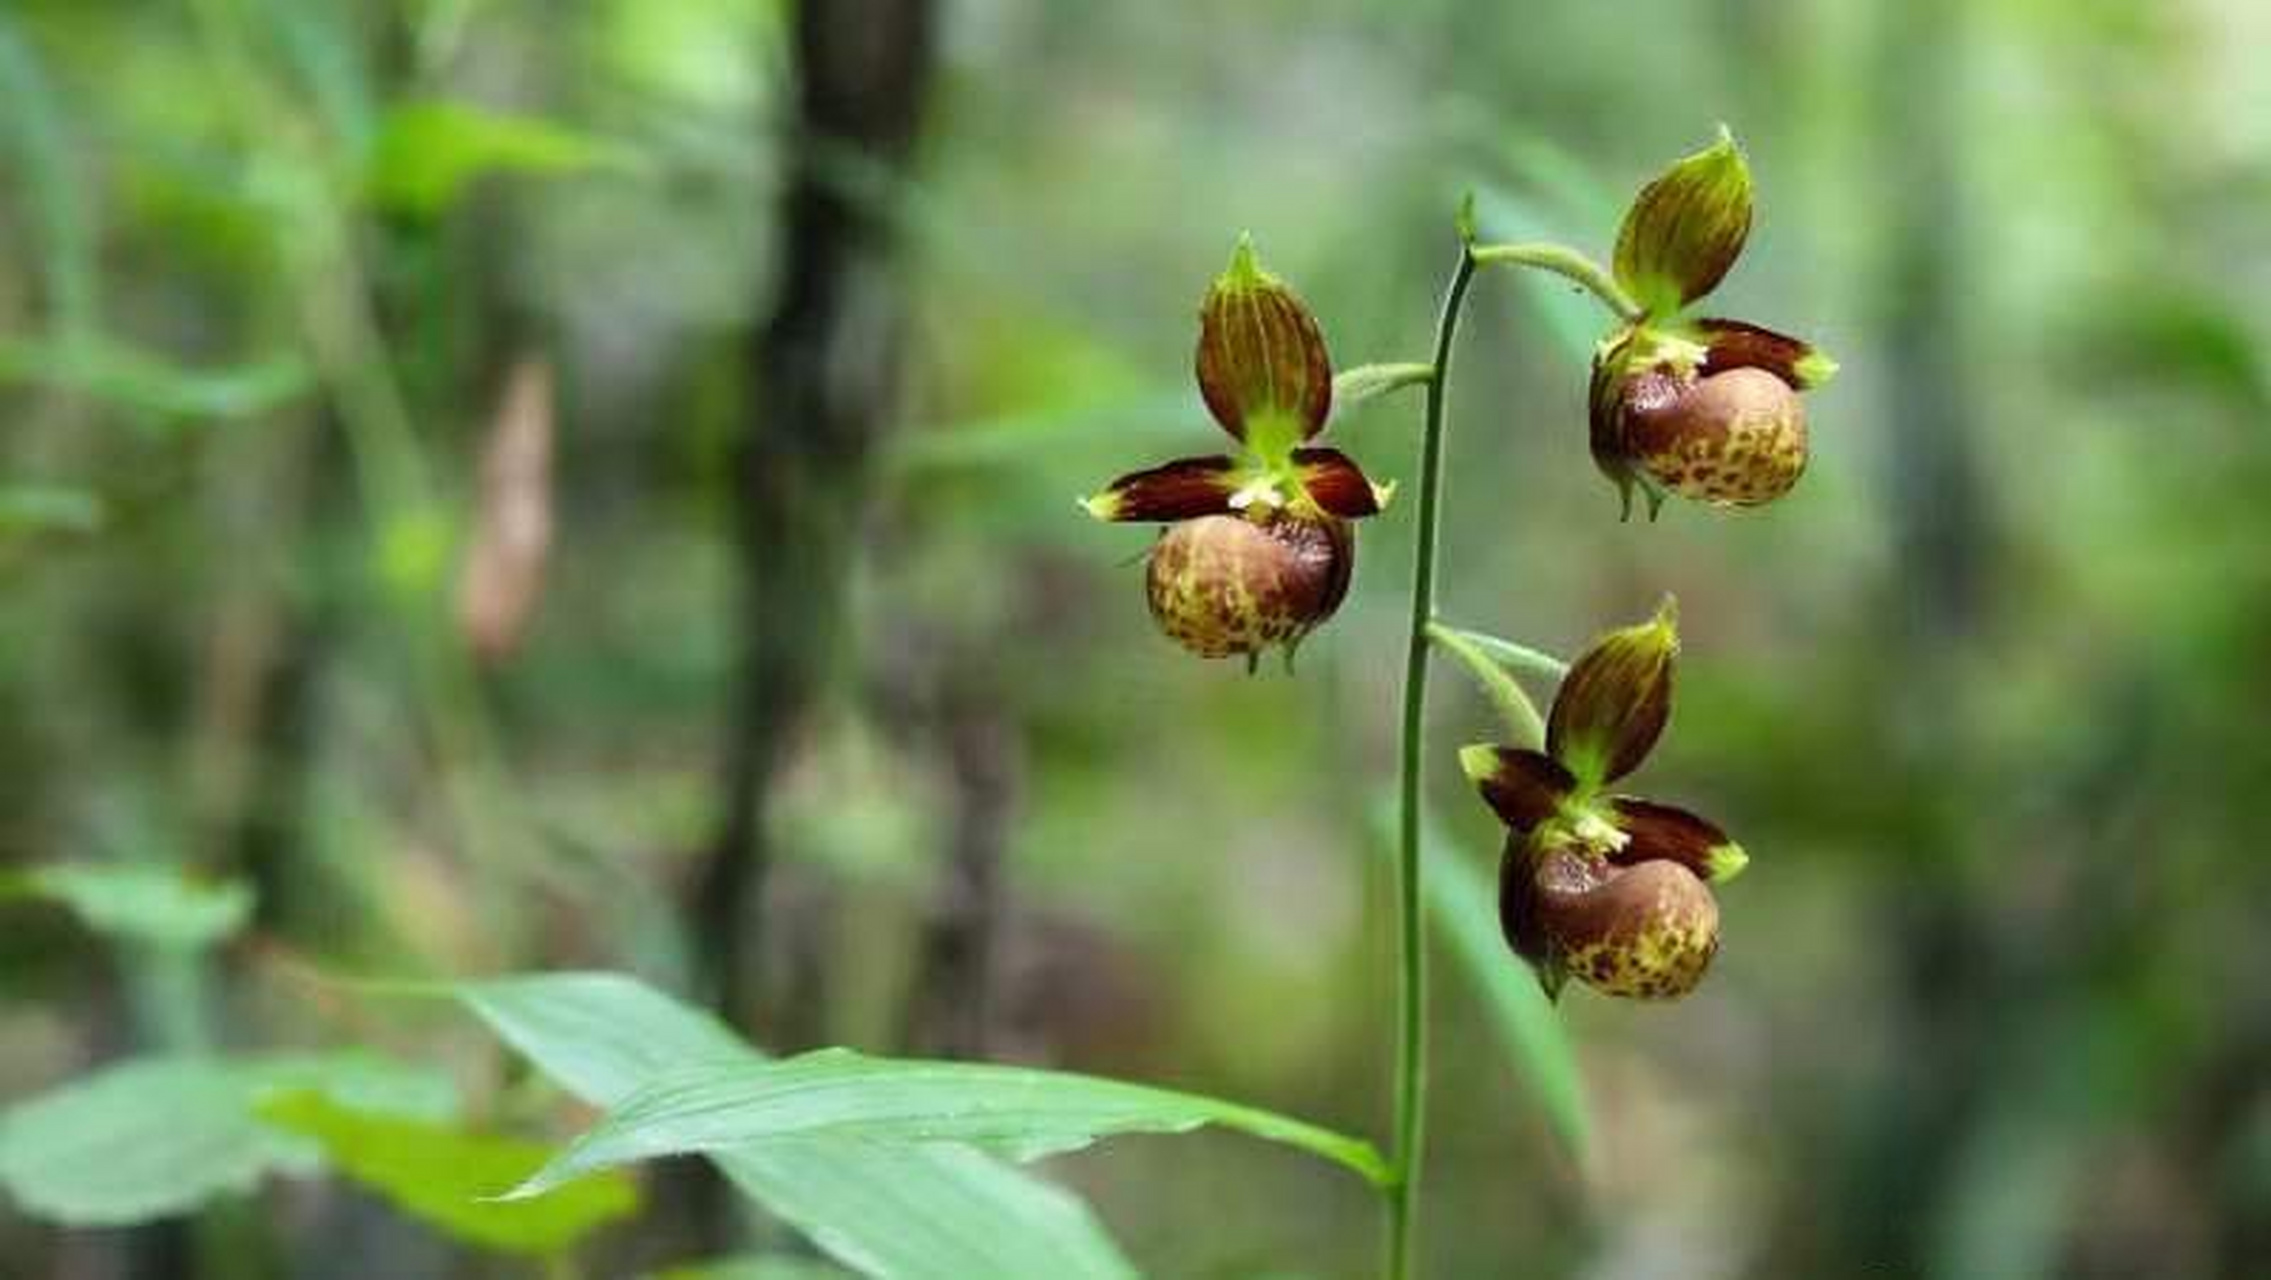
1385 237 1479 1280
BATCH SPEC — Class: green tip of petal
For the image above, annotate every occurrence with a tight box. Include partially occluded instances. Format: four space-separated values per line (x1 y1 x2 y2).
1705 841 1749 883
1794 348 1840 389
1651 593 1681 636
1458 743 1499 783
1371 479 1399 511
1702 123 1747 173
1222 232 1267 290
1077 492 1117 521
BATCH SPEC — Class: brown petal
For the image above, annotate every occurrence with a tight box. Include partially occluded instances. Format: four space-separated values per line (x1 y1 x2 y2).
1144 512 1352 660
1525 834 1721 1001
1625 368 1808 508
1605 797 1748 883
1695 318 1838 390
1498 834 1567 999
1290 446 1392 518
1082 455 1242 522
1590 339 1681 522
1546 598 1679 786
1195 237 1333 445
1460 745 1576 834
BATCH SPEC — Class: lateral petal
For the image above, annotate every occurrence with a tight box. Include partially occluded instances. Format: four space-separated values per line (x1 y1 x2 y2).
1605 797 1748 883
1081 455 1243 522
1291 447 1393 518
1459 745 1577 835
1695 318 1838 390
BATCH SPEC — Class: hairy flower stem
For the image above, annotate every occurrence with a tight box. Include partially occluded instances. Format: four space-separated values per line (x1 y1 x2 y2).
1470 242 1643 322
1387 240 1477 1280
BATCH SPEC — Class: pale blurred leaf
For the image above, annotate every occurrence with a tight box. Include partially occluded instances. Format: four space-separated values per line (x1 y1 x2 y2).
0 1059 279 1225
3 863 253 950
0 1054 455 1226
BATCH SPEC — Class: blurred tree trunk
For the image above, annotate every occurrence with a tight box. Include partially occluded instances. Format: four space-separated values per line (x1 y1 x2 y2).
686 0 937 1247
905 701 1015 1058
1877 15 1993 645
875 618 1018 1060
1839 0 2006 1272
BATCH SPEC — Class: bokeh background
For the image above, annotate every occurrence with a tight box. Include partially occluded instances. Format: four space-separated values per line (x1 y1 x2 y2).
5 0 2270 1276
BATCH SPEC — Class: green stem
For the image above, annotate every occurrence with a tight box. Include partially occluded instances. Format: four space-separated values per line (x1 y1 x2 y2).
1423 621 1547 748
1387 241 1478 1280
1385 231 1625 1278
1471 242 1642 323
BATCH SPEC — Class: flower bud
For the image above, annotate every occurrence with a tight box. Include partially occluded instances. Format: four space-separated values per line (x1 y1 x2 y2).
1614 127 1753 317
1502 832 1721 1001
1144 512 1352 660
1195 236 1333 453
1546 598 1679 788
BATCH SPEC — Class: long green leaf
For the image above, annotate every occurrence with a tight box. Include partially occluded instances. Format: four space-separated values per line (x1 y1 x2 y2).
452 973 1139 1280
0 1053 455 1226
508 1048 1389 1200
257 1090 637 1256
1371 803 1592 1163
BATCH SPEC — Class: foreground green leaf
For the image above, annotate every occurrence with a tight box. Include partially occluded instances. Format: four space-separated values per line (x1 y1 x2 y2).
508 1047 1390 1201
0 1053 454 1226
1 863 253 950
453 973 1138 1280
1371 801 1592 1164
258 1091 637 1256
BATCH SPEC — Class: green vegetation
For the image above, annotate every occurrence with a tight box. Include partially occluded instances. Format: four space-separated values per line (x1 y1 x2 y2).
3 1 2268 1277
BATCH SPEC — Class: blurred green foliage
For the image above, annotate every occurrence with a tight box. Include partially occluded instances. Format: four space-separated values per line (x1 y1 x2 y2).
2 0 2269 1277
